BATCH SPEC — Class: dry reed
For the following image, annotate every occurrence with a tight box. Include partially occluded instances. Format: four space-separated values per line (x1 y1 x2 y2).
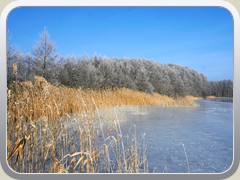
7 76 197 173
206 95 217 99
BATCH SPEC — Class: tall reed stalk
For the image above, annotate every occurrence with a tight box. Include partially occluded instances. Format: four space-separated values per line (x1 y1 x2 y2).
7 75 197 173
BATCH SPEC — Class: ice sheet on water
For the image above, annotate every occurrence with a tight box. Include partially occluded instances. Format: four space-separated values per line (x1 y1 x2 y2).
117 99 233 173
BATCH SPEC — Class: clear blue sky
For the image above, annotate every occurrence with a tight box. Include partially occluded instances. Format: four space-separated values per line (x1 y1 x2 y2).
7 7 233 81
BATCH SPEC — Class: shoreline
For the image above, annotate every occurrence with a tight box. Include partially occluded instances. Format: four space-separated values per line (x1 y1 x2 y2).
8 77 199 123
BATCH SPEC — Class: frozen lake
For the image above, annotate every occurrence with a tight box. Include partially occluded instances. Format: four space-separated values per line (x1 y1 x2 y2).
118 98 233 173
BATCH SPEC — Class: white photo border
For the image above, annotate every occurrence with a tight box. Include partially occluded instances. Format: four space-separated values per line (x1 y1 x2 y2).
0 0 239 180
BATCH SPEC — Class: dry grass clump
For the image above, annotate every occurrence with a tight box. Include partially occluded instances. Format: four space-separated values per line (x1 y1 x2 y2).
7 76 197 173
206 95 217 99
174 96 199 107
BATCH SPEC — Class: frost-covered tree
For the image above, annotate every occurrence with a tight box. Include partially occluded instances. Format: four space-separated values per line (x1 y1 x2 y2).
7 28 233 97
7 33 27 84
32 27 57 81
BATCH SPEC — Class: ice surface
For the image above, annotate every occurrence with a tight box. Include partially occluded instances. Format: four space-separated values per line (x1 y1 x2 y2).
118 99 233 173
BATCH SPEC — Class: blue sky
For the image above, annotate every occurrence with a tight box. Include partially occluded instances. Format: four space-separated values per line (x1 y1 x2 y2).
7 7 233 80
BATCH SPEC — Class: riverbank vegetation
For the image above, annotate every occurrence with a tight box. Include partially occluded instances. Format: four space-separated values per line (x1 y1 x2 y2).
7 75 198 173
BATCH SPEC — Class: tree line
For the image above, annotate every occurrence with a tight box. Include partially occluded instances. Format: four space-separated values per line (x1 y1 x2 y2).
7 28 233 97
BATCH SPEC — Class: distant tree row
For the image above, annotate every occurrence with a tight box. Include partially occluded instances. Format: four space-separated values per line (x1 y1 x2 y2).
7 29 233 97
